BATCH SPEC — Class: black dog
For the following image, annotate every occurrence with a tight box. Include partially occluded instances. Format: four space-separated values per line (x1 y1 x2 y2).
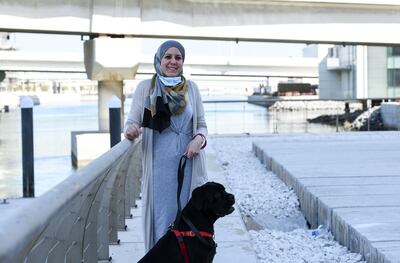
138 182 235 263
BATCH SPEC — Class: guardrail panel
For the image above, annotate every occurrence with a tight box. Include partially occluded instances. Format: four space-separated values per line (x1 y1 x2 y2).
0 139 142 263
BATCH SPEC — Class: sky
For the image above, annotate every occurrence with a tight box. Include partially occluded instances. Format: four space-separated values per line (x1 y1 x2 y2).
10 32 308 58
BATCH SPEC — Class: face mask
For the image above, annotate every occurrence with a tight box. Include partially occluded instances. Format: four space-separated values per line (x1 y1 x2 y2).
158 75 182 86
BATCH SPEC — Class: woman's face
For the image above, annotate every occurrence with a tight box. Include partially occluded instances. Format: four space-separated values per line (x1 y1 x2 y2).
160 47 183 77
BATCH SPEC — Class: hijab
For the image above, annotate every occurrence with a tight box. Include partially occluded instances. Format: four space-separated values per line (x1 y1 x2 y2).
142 40 189 132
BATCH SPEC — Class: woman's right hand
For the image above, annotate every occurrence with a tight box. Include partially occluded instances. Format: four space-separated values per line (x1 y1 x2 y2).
124 124 141 140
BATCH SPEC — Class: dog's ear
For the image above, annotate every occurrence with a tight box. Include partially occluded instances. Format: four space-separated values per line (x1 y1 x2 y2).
191 186 204 210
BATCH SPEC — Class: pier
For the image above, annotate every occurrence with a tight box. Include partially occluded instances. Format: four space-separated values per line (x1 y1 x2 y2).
253 131 400 262
1 0 400 261
2 131 400 262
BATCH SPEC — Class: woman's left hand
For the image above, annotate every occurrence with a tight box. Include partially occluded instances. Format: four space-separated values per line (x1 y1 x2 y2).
184 136 203 159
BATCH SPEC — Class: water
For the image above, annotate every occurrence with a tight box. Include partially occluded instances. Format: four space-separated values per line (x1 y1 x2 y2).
0 101 98 198
0 96 339 198
204 100 339 134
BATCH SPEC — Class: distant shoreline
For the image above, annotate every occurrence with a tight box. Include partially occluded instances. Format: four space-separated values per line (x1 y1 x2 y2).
0 92 98 109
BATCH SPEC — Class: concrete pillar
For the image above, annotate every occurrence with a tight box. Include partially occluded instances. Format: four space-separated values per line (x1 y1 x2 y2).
83 37 140 132
98 80 124 132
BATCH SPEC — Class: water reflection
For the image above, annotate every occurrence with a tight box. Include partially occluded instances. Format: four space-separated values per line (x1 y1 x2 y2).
204 101 339 134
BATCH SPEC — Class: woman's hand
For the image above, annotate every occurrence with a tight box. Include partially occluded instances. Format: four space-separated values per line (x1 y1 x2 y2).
124 124 141 140
185 135 204 159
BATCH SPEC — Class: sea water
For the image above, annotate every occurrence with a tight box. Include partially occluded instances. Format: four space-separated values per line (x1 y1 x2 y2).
0 96 339 198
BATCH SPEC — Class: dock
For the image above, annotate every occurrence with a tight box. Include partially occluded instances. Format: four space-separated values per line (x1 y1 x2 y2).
252 131 400 263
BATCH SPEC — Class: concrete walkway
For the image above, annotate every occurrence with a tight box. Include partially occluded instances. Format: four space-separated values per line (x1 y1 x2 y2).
109 144 259 262
252 131 400 263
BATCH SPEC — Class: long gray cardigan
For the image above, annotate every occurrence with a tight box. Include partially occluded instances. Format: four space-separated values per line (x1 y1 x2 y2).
125 78 208 251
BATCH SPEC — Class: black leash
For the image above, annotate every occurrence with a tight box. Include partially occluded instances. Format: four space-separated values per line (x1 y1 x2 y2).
174 155 187 225
173 155 217 249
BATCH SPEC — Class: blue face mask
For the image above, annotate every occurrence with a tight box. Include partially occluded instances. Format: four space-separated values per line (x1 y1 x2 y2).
158 75 182 86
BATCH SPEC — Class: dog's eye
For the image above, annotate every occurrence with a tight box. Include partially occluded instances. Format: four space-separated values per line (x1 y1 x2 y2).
214 192 221 199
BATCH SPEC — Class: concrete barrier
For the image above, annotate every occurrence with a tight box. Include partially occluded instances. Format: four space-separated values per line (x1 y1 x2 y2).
0 138 142 263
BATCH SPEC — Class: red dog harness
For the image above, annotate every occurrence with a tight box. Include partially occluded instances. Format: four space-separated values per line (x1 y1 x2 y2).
171 229 214 263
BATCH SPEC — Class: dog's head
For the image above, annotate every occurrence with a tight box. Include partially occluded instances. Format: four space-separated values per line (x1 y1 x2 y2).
190 182 235 219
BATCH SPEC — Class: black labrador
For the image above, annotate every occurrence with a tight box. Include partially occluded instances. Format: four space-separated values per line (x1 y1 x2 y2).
138 181 235 263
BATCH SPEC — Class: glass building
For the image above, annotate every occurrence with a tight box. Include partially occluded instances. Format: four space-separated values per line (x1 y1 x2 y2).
387 47 400 97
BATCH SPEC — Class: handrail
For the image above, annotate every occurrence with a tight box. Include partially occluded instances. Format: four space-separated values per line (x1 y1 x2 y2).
0 138 142 263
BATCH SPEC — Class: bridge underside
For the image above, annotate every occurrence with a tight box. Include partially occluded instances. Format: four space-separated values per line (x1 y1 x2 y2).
1 0 400 46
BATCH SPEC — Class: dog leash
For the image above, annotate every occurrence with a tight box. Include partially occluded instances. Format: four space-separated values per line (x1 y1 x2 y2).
171 155 216 263
174 155 216 247
175 155 187 225
172 155 191 263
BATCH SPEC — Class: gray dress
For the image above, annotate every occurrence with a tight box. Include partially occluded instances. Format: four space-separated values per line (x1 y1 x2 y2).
152 94 193 243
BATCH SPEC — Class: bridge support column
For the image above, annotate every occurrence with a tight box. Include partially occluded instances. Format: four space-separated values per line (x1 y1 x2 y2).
98 80 124 132
83 37 140 132
71 37 140 166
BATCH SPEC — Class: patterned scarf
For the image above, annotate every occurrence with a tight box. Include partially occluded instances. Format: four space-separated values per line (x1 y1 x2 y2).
163 76 188 115
142 74 188 132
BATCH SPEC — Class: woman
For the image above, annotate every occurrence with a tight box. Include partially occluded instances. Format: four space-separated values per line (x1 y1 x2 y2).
124 40 208 251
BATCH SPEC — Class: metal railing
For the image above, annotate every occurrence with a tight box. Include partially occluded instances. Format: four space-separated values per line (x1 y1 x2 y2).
0 138 142 263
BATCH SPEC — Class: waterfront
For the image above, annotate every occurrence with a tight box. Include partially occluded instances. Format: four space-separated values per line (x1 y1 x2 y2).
0 96 340 198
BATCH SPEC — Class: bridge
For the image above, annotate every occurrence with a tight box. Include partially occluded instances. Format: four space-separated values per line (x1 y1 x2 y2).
0 48 319 127
2 0 399 130
0 51 319 78
1 0 400 45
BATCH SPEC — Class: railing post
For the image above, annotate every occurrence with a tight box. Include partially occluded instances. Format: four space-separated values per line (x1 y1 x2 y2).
109 96 121 148
20 96 35 198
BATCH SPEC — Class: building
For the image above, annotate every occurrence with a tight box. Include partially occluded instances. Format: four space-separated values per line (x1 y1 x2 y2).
319 45 400 100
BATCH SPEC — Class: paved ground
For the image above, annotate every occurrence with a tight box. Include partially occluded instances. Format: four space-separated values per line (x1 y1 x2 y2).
109 145 259 262
109 131 400 262
252 131 400 263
